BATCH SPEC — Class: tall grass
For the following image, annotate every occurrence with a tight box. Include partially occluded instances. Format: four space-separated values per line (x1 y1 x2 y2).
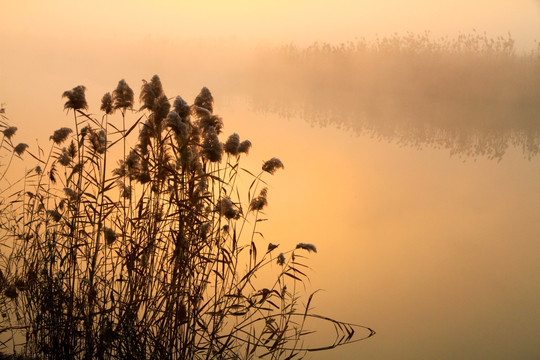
0 78 373 359
245 32 540 160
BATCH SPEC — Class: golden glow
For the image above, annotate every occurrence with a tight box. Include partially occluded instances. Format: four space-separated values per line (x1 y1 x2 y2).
1 1 539 46
1 1 540 359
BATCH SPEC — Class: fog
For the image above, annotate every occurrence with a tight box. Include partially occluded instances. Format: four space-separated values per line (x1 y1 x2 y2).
2 0 539 138
244 34 540 160
1 1 540 359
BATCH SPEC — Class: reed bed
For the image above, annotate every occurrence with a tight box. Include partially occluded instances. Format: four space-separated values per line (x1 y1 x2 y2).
245 32 540 160
0 77 373 359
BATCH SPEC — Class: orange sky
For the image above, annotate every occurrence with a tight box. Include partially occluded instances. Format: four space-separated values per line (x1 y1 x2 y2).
2 0 538 141
1 0 539 47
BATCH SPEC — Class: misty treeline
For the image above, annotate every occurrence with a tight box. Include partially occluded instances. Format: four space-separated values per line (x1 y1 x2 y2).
243 32 540 160
0 78 373 359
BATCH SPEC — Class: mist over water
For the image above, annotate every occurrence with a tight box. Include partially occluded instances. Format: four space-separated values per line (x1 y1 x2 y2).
219 97 540 360
240 34 540 161
201 36 540 359
2 29 540 161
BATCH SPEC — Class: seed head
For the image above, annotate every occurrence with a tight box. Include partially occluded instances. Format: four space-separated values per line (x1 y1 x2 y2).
112 79 134 110
268 243 279 252
166 111 188 138
100 92 113 114
194 107 224 135
89 129 107 154
2 126 17 140
140 75 164 111
201 126 223 163
50 127 73 144
112 164 126 177
238 140 252 154
173 96 191 119
49 165 57 184
14 143 28 156
262 158 284 174
137 124 151 155
63 187 77 201
194 87 214 113
154 94 171 124
118 182 132 199
67 140 77 158
104 227 117 245
224 133 240 155
57 148 71 166
15 279 27 292
121 149 141 179
4 285 18 300
47 210 62 222
62 85 88 111
149 75 164 97
250 188 268 211
295 243 317 253
80 126 90 139
137 171 151 184
199 222 211 240
277 253 285 266
72 162 83 174
218 197 238 219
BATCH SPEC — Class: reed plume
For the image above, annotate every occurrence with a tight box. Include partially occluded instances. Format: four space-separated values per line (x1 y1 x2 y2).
50 127 73 144
62 85 88 111
250 187 268 211
100 92 113 115
262 157 284 174
194 86 214 113
224 133 240 155
172 95 190 119
2 127 17 140
201 125 223 162
296 243 317 253
139 74 164 111
238 139 252 154
112 79 134 111
13 143 28 156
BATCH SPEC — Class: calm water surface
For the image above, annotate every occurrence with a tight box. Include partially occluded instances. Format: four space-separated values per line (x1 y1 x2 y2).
218 96 540 360
2 60 538 358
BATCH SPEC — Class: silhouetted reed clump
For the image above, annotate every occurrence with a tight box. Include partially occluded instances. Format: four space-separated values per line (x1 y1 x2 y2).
0 79 373 359
247 32 540 160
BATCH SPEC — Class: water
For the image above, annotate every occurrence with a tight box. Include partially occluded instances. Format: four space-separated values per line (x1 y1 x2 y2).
1 37 539 357
217 95 540 359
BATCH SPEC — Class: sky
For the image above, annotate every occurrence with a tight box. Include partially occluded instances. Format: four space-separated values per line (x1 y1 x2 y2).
1 0 539 47
2 0 539 141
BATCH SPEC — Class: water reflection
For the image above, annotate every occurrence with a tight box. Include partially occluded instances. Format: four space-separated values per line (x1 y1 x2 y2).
241 34 540 160
219 102 540 360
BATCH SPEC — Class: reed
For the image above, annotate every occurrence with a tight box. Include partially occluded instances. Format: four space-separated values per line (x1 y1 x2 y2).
0 79 373 359
246 32 540 160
